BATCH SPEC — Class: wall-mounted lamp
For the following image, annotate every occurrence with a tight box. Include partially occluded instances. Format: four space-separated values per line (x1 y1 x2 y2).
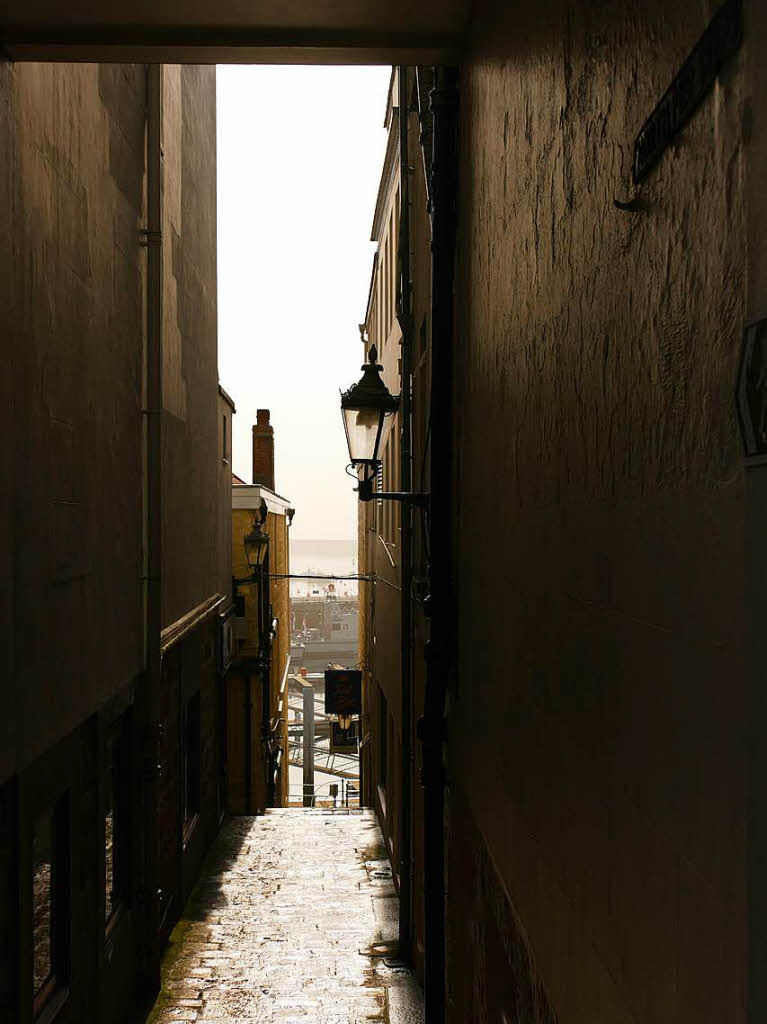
341 344 399 470
243 498 269 571
340 345 427 506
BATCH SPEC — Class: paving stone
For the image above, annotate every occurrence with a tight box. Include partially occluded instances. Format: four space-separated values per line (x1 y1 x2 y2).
145 810 423 1024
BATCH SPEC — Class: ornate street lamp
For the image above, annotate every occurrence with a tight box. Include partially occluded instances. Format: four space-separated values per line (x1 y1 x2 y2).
341 345 399 470
243 498 269 571
340 345 427 505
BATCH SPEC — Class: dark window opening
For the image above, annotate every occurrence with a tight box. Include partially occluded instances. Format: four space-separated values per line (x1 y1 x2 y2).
105 719 130 928
183 692 201 834
216 675 227 820
378 687 388 790
104 749 115 923
222 414 228 462
32 796 69 1017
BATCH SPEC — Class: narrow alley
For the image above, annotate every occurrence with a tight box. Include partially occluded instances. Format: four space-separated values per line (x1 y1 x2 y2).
3 1 766 1022
145 810 423 1024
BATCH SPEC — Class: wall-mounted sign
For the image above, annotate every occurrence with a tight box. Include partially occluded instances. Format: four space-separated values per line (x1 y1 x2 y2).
330 719 359 754
324 669 362 716
737 319 767 464
632 0 743 183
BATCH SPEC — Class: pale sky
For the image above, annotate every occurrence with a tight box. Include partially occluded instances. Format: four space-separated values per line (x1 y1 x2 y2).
216 65 391 541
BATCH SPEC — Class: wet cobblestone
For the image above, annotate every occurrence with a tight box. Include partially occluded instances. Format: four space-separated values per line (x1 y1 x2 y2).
146 809 423 1024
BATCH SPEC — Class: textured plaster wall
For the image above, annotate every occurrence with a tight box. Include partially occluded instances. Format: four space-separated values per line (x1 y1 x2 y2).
449 1 753 1020
0 63 146 783
161 65 219 629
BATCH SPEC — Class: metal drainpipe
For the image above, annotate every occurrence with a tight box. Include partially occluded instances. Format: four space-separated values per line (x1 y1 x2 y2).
137 61 163 991
397 65 414 963
422 65 459 1024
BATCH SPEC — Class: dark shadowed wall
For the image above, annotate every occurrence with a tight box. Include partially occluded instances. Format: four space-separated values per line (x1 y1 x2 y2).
447 0 759 1020
0 60 223 1024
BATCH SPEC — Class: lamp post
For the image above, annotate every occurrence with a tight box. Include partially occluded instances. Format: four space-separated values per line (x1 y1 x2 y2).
340 345 428 506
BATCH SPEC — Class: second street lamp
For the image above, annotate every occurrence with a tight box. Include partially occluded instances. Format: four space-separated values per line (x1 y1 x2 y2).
340 345 428 506
243 498 269 571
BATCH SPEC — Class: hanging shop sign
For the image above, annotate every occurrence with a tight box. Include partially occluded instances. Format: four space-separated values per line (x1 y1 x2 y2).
330 719 359 754
737 318 767 465
632 0 743 183
324 669 362 716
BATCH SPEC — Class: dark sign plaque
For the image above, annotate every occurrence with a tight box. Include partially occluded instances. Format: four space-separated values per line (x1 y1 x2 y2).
632 0 742 183
324 669 362 716
330 719 359 754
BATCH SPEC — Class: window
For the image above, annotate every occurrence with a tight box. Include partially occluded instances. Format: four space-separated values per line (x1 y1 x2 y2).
394 189 400 315
182 693 201 835
222 414 228 462
33 796 69 1017
390 219 395 331
387 443 393 543
378 687 388 790
105 723 129 928
376 464 384 533
216 675 227 820
383 239 389 338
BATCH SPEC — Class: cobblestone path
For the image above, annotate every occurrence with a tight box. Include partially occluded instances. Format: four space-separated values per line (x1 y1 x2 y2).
146 809 423 1024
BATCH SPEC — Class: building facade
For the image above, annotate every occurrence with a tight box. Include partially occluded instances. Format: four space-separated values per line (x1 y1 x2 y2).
0 62 230 1024
227 412 293 814
358 68 403 875
357 66 433 980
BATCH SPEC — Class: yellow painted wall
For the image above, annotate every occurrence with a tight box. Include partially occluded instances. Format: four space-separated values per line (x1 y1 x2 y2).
229 503 291 811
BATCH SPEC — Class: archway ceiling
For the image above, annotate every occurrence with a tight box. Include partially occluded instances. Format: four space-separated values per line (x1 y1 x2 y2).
1 0 469 62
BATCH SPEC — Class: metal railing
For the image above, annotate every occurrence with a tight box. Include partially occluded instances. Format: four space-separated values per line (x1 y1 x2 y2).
287 779 360 809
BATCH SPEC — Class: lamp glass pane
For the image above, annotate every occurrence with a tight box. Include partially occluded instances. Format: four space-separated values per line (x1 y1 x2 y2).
342 405 383 464
244 529 268 569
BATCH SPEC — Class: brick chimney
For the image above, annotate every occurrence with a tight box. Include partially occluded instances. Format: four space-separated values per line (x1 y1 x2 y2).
252 409 275 490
